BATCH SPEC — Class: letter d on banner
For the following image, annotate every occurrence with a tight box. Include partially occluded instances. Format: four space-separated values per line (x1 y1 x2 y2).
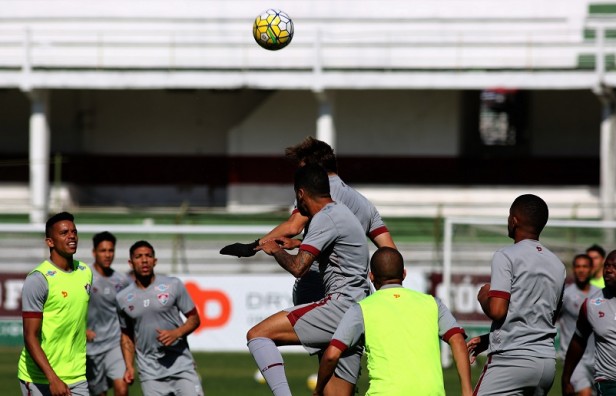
185 282 232 333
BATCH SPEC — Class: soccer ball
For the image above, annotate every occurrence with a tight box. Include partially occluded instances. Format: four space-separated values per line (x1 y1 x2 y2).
306 373 317 391
253 369 266 384
253 9 294 51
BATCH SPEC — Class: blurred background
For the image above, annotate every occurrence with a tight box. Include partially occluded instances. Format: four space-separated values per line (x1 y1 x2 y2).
0 1 615 391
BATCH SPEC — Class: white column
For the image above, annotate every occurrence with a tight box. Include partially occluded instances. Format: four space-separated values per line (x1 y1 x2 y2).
602 113 616 224
315 91 336 150
28 89 51 224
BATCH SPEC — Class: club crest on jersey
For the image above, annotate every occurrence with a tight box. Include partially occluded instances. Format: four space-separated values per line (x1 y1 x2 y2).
536 246 542 252
46 270 57 277
128 305 134 311
84 284 91 295
591 298 604 306
156 284 169 292
599 311 605 318
158 293 169 305
126 293 135 302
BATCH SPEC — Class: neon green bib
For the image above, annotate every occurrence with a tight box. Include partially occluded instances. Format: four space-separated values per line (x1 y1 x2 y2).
359 287 445 396
18 260 92 384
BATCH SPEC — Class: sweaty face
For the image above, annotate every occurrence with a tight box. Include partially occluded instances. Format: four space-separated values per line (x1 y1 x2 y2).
572 258 592 284
47 220 78 258
129 246 157 278
93 241 115 269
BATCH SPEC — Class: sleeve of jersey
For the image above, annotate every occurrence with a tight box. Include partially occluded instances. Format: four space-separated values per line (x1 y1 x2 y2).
435 297 466 342
488 251 512 300
21 272 48 318
299 213 336 257
367 206 389 239
574 298 593 339
174 278 196 314
329 304 365 352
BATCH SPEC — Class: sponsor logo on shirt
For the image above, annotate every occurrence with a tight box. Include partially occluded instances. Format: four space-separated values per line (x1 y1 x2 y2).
126 293 135 302
62 291 68 298
592 298 604 305
156 284 169 292
157 293 169 305
85 284 91 295
78 265 86 271
46 270 57 277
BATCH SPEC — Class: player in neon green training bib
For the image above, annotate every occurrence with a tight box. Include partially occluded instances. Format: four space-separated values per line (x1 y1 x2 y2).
18 212 93 396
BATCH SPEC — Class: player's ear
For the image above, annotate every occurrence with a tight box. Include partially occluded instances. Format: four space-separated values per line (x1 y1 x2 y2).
45 237 54 248
368 272 374 282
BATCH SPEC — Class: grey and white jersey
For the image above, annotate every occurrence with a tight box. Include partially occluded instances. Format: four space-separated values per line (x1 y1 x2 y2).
488 239 566 358
87 268 131 356
558 283 600 362
331 286 465 349
116 275 197 381
577 289 616 382
299 202 370 302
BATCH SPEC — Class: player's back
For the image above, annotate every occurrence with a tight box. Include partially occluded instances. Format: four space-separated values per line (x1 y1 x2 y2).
329 175 386 238
488 239 566 358
304 202 370 302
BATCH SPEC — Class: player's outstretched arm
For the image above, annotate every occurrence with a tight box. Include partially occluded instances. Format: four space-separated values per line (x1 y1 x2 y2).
313 344 343 396
23 316 70 395
259 211 309 244
156 308 201 346
219 212 309 258
449 333 473 396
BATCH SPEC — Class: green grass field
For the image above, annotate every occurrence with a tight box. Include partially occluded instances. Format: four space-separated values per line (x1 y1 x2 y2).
2 347 565 395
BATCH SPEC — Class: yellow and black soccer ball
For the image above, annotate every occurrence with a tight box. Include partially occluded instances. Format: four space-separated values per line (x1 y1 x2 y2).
253 9 294 51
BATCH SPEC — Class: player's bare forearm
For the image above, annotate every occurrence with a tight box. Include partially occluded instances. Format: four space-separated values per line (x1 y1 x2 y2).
120 331 136 370
272 249 314 277
23 317 63 385
449 333 473 396
562 333 588 394
157 310 201 346
259 212 308 244
314 345 342 396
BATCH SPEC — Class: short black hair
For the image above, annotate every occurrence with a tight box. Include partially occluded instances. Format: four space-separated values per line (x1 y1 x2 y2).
586 244 606 258
129 240 155 258
93 231 116 249
511 194 549 234
294 164 330 198
370 247 404 283
45 212 75 237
